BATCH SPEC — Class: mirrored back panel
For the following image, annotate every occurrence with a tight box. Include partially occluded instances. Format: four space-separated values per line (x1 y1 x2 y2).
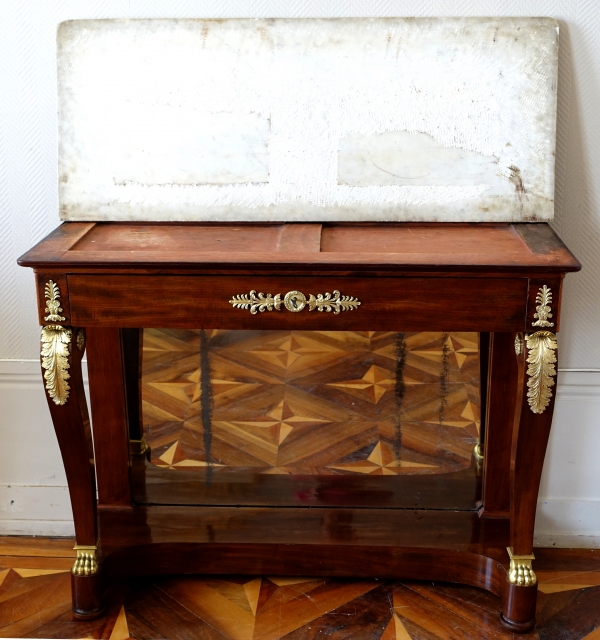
133 329 483 510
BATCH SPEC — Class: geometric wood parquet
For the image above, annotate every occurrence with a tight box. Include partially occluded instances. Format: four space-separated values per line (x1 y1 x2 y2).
1 537 600 639
142 330 481 477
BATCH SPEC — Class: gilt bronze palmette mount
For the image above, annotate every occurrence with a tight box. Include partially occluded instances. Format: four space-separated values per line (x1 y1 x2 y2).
532 285 554 328
41 325 72 405
307 290 361 314
525 330 557 414
228 290 282 314
230 290 361 314
44 280 66 322
522 285 558 414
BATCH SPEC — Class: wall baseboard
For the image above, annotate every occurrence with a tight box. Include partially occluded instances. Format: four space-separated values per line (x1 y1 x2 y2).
534 533 600 549
0 484 75 537
0 519 75 537
534 498 600 548
1 361 599 546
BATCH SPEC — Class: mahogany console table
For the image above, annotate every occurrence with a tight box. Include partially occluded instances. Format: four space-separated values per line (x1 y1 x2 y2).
19 221 580 632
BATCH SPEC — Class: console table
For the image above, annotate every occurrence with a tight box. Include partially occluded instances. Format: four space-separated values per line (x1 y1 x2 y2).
18 221 580 632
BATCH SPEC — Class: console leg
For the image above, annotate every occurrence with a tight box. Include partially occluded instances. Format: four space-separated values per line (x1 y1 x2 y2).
501 582 537 633
500 329 558 631
72 547 104 620
40 324 104 618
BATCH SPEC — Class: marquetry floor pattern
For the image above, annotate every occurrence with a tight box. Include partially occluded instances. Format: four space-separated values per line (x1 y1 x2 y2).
142 330 481 476
0 537 599 639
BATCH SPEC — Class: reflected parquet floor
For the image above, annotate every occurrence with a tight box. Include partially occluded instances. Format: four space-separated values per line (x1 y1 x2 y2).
0 537 599 639
142 330 481 476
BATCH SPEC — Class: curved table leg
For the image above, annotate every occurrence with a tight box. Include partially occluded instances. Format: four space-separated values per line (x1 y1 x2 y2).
40 325 104 619
501 330 558 632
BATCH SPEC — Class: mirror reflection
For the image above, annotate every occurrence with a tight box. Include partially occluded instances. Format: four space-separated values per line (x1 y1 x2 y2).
140 330 481 478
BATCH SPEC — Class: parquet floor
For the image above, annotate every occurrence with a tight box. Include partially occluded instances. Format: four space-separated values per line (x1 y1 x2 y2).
142 330 481 476
0 537 599 639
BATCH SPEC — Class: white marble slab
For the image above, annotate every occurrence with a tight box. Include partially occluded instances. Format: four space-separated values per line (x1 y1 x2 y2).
57 18 558 222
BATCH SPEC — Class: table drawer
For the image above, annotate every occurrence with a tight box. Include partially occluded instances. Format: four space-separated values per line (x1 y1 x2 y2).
67 275 527 331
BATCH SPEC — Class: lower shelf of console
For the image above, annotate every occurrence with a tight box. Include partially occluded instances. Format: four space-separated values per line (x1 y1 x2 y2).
98 505 510 586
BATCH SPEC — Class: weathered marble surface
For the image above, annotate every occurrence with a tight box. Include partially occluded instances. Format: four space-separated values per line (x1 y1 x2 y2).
57 18 558 222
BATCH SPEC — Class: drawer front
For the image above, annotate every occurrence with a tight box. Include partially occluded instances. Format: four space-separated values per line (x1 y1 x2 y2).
68 275 527 331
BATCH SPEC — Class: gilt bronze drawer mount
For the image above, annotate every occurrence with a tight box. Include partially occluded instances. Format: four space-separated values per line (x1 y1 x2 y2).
229 289 361 314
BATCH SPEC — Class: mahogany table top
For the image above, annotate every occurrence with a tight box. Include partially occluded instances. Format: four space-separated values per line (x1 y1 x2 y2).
19 222 581 275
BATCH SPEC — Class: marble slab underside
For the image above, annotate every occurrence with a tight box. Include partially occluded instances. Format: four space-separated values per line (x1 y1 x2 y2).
57 18 558 222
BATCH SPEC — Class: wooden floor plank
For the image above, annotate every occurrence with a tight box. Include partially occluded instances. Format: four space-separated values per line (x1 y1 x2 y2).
0 570 21 600
0 571 69 606
126 580 227 640
404 582 540 639
537 587 600 640
253 579 379 640
0 573 71 626
0 600 72 639
280 583 394 639
0 537 75 558
0 556 74 570
126 611 169 640
22 612 106 640
537 589 583 627
534 549 600 571
582 626 600 640
20 582 130 640
392 583 507 640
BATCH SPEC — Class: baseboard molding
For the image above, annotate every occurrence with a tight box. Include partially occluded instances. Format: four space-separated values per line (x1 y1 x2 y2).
556 369 600 397
0 358 88 382
0 361 599 544
534 533 600 549
535 499 600 548
0 519 75 537
0 484 75 537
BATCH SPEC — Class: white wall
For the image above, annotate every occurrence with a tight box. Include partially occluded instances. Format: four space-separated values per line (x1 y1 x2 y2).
0 0 599 545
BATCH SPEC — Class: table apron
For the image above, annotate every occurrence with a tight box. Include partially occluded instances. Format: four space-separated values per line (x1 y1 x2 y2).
67 275 527 332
